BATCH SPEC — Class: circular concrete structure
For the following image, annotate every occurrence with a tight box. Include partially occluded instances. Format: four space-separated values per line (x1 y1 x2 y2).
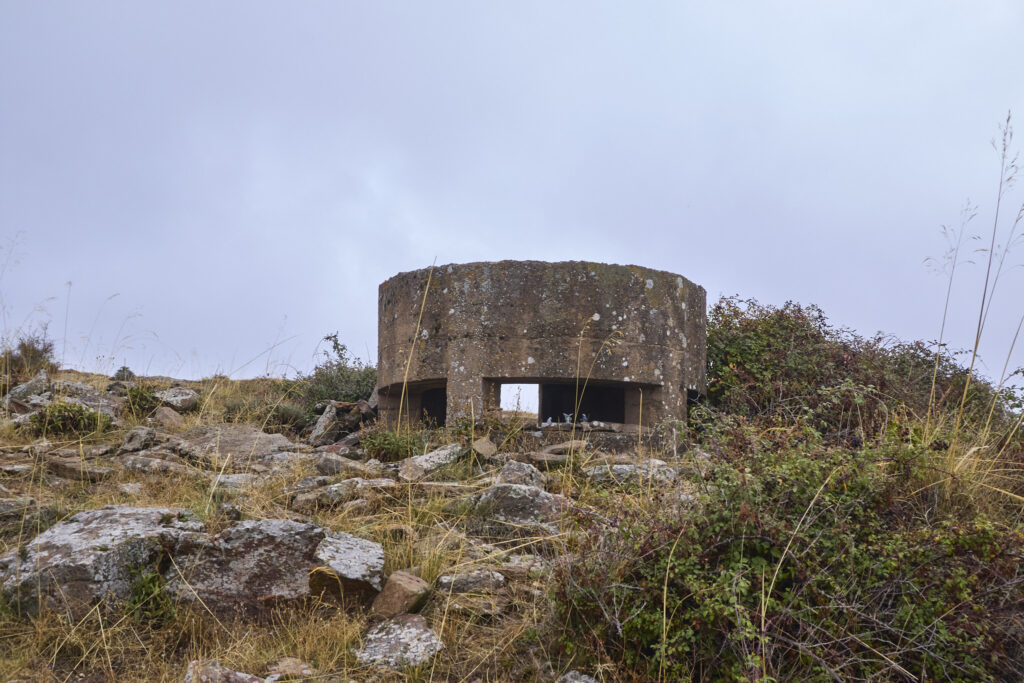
377 260 706 426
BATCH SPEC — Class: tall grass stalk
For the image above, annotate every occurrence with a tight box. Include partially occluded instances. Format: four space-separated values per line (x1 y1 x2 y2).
950 112 1021 452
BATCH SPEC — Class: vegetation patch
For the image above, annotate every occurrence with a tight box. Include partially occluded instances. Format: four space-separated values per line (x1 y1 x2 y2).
27 401 110 438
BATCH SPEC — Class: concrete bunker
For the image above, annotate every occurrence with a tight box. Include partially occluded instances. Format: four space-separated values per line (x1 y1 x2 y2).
377 261 706 428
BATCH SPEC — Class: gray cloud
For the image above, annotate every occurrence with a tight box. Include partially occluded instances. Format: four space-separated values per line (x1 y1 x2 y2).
1 2 1022 382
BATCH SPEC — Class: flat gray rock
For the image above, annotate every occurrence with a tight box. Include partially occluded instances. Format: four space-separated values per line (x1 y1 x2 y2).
474 483 569 527
181 423 299 468
155 387 200 412
396 443 464 482
356 613 444 669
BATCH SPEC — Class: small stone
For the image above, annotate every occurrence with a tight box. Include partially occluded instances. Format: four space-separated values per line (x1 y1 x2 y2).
307 403 341 446
583 459 676 486
118 482 143 496
471 437 497 459
0 497 35 521
153 406 185 429
495 460 544 488
525 451 569 468
265 657 316 681
474 483 569 527
312 531 386 600
121 426 160 453
315 453 378 478
119 454 196 475
210 472 261 491
542 440 587 455
556 671 599 683
397 443 464 482
155 387 200 412
184 660 263 683
356 614 444 669
436 569 505 593
371 570 430 618
497 554 548 581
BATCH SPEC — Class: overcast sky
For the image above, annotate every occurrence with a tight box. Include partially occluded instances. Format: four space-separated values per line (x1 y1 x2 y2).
2 2 1023 391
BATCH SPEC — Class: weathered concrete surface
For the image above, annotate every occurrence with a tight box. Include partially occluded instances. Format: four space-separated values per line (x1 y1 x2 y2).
377 261 706 426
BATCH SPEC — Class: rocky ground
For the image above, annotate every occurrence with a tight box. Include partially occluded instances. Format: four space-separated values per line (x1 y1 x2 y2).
0 369 700 682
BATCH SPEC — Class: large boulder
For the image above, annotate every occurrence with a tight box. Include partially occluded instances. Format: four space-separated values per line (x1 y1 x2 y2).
0 507 387 619
166 520 384 612
0 506 202 618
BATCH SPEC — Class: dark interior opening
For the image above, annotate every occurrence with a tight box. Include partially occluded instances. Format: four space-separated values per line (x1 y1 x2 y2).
539 383 625 423
420 387 447 425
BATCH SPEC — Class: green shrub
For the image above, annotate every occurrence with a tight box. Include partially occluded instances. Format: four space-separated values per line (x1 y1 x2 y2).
705 296 1009 442
125 384 159 418
27 400 110 437
1 324 58 396
553 445 1024 681
296 333 376 407
125 549 175 625
362 427 427 462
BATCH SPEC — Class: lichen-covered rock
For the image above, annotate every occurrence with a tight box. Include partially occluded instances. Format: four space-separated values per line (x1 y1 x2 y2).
290 478 395 512
396 443 464 482
583 458 677 486
312 531 386 600
183 660 263 683
306 403 341 446
121 426 161 452
265 657 317 681
0 506 202 618
155 387 200 412
497 553 548 581
495 460 545 488
474 483 569 527
315 453 379 478
436 569 505 593
210 472 261 491
556 671 599 683
307 401 374 446
371 570 430 618
181 424 299 468
49 380 124 422
356 614 444 669
166 519 325 612
2 370 49 413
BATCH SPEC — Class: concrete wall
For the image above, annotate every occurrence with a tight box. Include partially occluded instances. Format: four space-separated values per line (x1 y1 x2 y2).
377 260 706 427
